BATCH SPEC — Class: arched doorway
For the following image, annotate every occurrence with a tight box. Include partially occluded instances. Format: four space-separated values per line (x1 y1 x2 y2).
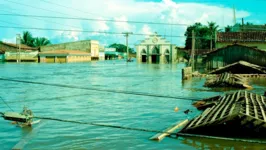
151 46 160 64
141 49 147 63
165 49 170 63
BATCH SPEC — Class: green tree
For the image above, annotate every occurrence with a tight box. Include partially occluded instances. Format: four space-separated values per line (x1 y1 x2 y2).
184 22 221 50
225 25 232 32
33 37 51 47
208 22 221 50
21 31 34 47
108 43 134 53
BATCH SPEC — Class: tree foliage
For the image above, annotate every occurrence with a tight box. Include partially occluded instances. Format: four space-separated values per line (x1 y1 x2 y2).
21 31 35 47
33 37 51 47
184 22 221 50
108 43 134 53
21 31 51 47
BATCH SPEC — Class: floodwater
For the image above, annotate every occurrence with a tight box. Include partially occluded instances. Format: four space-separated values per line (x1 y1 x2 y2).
0 60 265 150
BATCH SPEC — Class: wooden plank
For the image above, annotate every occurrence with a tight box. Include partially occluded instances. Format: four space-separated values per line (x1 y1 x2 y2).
245 91 249 116
195 107 214 126
250 93 258 119
229 91 241 115
202 96 226 124
150 119 189 141
220 91 237 117
261 96 266 106
211 94 231 121
12 121 45 150
256 95 266 121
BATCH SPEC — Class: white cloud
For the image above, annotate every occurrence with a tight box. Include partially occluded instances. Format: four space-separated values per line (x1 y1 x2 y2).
0 0 252 46
141 24 153 37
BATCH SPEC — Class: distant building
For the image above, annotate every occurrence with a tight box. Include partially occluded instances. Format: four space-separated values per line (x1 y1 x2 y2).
40 40 99 60
231 24 266 32
205 44 266 70
0 42 38 62
135 33 177 64
39 50 91 63
217 32 266 50
99 45 105 60
104 48 124 60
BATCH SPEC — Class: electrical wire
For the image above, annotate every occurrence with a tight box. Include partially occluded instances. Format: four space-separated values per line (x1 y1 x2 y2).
1 111 266 144
0 77 201 101
0 96 14 111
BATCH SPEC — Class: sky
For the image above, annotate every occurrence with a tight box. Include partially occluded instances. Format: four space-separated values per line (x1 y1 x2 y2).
0 0 265 47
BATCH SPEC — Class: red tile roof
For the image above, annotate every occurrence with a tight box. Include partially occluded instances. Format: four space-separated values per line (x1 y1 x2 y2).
217 32 266 42
1 42 38 50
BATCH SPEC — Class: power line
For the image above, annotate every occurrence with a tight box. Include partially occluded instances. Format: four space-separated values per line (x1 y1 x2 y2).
0 9 83 30
1 25 265 41
5 0 78 18
0 25 188 38
40 0 107 18
0 14 189 26
0 77 201 101
0 96 14 111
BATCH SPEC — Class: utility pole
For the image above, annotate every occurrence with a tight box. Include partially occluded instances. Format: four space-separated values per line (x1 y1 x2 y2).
190 30 195 71
122 32 133 61
16 34 21 63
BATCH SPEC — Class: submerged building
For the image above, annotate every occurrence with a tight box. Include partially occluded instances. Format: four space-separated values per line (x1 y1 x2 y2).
0 42 39 62
39 50 91 63
40 40 99 62
135 33 177 64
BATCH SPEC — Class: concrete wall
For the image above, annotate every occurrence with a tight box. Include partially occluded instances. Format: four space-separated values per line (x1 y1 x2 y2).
217 42 266 50
40 55 91 63
68 55 91 62
5 51 38 62
40 40 99 57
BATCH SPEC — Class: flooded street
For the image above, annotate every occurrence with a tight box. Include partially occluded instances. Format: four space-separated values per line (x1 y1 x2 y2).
0 60 266 149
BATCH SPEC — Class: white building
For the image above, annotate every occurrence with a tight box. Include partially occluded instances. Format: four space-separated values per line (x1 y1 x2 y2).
135 33 177 64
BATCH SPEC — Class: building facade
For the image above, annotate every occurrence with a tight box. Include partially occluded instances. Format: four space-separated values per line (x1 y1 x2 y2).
40 40 99 60
136 34 177 64
0 42 38 62
205 44 266 70
39 50 91 63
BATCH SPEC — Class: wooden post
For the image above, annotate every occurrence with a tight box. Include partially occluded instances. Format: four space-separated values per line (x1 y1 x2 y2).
191 30 195 71
150 119 189 141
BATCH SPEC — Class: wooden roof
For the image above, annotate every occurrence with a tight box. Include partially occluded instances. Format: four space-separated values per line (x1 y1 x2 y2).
181 91 266 137
209 61 266 74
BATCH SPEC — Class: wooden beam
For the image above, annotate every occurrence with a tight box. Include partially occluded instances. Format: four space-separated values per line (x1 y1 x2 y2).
150 119 189 141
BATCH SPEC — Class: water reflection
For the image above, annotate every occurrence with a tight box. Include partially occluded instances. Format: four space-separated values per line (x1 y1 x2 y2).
180 136 266 150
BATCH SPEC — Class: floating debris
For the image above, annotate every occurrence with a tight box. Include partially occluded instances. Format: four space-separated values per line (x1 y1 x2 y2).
209 61 266 74
204 72 252 89
2 107 39 127
181 91 266 138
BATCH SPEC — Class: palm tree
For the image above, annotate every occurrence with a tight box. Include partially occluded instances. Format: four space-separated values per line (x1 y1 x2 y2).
33 37 51 47
207 22 220 50
21 31 34 47
225 25 232 32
